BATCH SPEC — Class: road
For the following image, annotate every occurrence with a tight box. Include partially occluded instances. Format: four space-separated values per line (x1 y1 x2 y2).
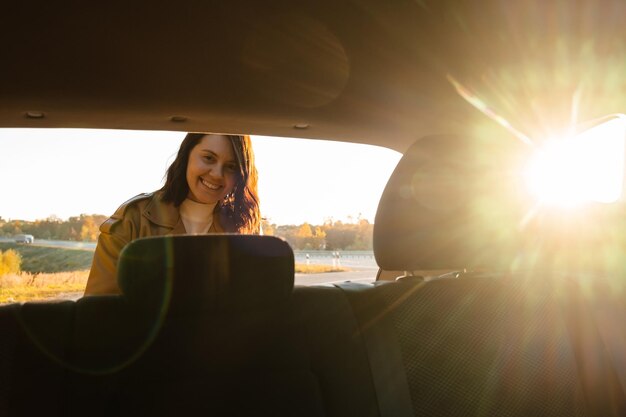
0 238 96 250
33 239 96 250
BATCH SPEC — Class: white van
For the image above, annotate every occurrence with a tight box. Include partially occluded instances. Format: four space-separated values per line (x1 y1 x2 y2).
14 234 34 244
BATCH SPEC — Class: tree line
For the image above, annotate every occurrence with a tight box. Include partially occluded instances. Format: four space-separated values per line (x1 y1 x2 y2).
0 215 106 242
263 218 374 250
0 215 374 250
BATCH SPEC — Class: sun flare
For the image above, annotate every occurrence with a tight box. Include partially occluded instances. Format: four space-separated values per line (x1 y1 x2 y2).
525 116 626 206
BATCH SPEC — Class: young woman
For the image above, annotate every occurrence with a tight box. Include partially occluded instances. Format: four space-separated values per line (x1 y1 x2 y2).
84 133 260 295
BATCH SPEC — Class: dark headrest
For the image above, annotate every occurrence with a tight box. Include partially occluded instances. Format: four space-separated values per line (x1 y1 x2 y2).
117 235 294 314
374 134 626 273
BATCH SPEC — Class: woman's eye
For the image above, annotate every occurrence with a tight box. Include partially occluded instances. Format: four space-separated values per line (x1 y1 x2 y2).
226 164 237 172
204 155 215 162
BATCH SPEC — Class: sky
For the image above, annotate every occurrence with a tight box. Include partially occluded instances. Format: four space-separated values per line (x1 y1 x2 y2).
0 129 401 225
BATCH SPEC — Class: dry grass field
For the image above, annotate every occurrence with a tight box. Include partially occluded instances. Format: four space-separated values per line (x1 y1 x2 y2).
295 264 349 273
0 263 348 304
0 270 89 304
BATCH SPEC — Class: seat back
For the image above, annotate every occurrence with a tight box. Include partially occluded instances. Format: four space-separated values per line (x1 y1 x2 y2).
351 135 602 416
1 235 381 417
340 276 587 417
118 234 295 314
0 301 75 417
68 234 330 417
291 286 380 417
374 134 626 276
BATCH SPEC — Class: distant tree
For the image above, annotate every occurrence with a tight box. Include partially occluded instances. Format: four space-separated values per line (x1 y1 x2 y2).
313 227 327 249
325 227 357 250
295 223 313 248
21 221 37 236
273 225 299 248
40 218 64 239
348 219 373 250
68 226 78 241
93 214 108 228
11 224 23 236
297 223 327 250
297 223 313 237
323 220 360 250
47 214 61 222
80 216 99 241
260 218 275 236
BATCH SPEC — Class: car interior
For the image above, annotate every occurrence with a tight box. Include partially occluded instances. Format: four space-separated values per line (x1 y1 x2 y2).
2 0 626 416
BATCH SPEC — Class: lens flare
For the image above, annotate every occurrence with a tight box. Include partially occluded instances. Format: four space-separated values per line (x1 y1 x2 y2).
525 116 626 206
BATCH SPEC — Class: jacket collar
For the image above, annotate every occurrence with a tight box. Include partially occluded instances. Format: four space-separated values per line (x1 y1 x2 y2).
142 192 185 233
142 191 225 234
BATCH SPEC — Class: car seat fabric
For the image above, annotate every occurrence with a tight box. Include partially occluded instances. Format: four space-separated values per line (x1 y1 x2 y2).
110 302 324 417
0 304 21 416
386 275 587 417
69 235 325 417
559 275 626 417
337 275 589 417
66 295 150 417
0 301 75 417
335 281 413 417
292 286 381 417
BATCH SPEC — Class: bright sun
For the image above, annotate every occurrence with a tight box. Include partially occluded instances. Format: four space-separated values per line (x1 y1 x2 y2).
525 115 626 207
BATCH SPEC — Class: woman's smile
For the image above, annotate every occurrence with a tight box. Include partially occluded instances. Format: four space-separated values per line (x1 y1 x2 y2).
200 177 222 191
186 134 237 204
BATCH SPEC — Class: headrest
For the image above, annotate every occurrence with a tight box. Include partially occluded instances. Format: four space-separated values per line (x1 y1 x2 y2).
374 134 626 273
117 235 294 314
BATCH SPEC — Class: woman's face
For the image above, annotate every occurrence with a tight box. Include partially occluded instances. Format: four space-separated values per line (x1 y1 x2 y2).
186 134 238 204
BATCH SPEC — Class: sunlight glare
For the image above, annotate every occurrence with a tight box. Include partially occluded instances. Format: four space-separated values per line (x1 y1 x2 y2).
525 116 626 206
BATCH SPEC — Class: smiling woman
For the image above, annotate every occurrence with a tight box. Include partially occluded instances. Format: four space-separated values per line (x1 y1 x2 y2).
84 133 261 295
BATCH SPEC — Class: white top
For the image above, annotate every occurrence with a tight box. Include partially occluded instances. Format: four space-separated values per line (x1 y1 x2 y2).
179 198 217 234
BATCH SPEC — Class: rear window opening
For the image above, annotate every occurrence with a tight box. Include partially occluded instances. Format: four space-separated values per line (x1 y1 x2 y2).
0 128 400 301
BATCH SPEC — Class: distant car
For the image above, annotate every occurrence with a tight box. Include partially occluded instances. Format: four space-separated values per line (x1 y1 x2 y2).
14 234 34 244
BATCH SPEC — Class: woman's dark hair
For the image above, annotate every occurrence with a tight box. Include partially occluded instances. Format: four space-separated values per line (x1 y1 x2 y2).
160 133 260 234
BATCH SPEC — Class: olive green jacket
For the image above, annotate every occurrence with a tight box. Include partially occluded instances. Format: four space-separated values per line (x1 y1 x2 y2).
84 191 225 295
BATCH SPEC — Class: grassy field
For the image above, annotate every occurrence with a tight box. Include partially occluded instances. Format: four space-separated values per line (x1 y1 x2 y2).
295 264 349 273
0 270 88 303
0 243 348 303
0 242 94 273
0 243 93 303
